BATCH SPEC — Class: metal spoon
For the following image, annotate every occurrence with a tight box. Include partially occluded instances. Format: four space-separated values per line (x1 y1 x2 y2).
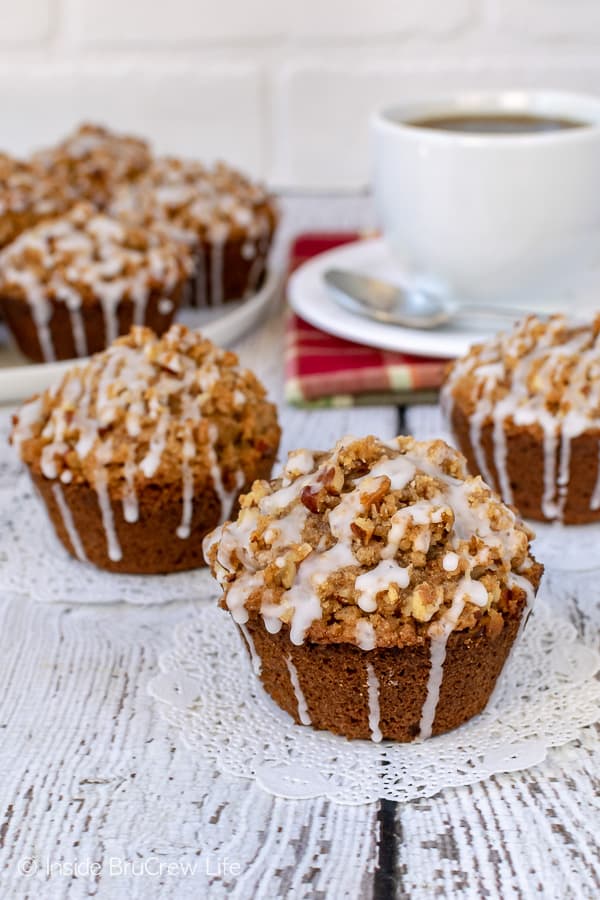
324 268 535 329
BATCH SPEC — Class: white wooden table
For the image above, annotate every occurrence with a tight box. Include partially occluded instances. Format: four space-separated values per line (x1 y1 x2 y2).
0 197 598 900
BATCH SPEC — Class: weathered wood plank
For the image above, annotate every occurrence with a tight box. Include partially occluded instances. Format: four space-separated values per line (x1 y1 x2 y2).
397 404 600 900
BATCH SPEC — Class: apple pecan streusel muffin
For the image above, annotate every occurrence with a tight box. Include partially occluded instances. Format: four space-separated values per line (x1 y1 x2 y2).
204 435 543 742
11 324 280 574
113 156 278 307
442 315 600 524
0 203 193 362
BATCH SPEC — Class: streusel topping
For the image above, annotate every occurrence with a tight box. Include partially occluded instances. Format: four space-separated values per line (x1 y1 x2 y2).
0 155 72 245
442 315 600 519
0 202 192 298
205 435 539 649
33 123 151 205
444 315 600 419
0 203 193 359
114 156 277 242
13 323 278 498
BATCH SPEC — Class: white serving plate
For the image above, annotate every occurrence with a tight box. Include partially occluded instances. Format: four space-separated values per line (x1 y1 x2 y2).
287 237 591 359
0 268 280 405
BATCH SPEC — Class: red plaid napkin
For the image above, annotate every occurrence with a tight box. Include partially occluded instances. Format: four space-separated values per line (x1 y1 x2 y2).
285 233 446 408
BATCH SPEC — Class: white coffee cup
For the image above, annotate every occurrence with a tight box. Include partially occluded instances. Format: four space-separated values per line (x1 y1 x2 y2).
371 91 600 305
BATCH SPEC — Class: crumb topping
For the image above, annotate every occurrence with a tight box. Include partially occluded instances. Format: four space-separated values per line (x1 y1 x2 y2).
442 315 600 519
0 155 72 246
11 324 280 511
0 202 193 306
443 315 600 422
205 435 540 649
113 156 277 242
33 123 151 205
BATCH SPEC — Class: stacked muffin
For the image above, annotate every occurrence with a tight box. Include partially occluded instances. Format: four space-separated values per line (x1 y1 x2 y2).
442 315 600 524
0 204 193 362
0 123 278 359
11 324 281 573
113 157 278 306
205 434 542 742
0 203 193 362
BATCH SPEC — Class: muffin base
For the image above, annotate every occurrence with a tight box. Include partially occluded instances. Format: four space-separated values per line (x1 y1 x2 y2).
30 450 276 574
186 232 272 307
240 606 525 742
450 402 600 525
1 282 186 363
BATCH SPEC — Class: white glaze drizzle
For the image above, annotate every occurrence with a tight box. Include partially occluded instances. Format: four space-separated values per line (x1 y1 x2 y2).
209 436 537 742
0 206 192 360
55 283 88 358
285 656 311 725
51 483 88 562
15 325 249 563
194 245 207 308
139 412 169 478
418 574 490 740
355 619 376 651
94 443 122 562
206 423 244 526
442 317 600 522
210 235 225 306
13 270 56 362
355 559 410 613
238 624 262 675
212 437 528 646
176 419 197 540
122 446 139 524
365 662 382 743
486 569 536 710
591 441 600 510
442 551 460 572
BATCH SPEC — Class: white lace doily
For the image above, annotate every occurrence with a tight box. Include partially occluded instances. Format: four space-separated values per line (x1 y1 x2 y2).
147 603 600 805
0 472 217 604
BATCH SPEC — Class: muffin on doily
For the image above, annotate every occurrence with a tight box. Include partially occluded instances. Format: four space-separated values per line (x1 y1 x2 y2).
0 203 194 362
114 157 278 307
442 315 600 524
205 435 543 742
11 324 281 574
33 122 152 209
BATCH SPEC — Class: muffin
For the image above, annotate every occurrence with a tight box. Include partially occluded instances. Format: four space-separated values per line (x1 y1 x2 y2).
204 435 542 742
114 157 278 307
0 203 194 362
11 324 281 574
442 315 600 524
32 122 152 209
0 153 73 250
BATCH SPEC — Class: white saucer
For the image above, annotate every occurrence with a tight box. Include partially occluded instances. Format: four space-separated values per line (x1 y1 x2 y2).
288 237 562 359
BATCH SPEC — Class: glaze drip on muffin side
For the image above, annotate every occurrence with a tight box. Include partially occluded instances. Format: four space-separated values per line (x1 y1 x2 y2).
113 157 276 306
204 435 540 739
0 204 193 362
442 315 600 521
12 324 277 563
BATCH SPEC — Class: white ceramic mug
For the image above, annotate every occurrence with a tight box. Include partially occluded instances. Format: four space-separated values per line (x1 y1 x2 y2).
371 91 600 305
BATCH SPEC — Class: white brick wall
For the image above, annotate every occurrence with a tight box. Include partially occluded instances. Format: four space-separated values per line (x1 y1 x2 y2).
2 1 600 187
